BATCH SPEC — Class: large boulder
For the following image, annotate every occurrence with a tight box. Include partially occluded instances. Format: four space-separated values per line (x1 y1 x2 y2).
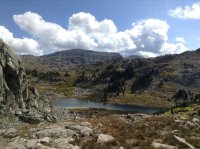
0 39 52 123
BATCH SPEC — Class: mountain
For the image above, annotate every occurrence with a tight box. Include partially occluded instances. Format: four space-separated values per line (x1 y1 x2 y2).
75 49 200 106
22 49 122 71
126 55 144 60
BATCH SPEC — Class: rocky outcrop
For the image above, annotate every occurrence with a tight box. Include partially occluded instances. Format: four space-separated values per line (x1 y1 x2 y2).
0 39 52 123
22 49 122 71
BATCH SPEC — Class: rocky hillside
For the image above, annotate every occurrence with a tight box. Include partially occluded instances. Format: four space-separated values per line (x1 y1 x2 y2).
126 55 144 60
22 49 122 71
75 49 200 106
0 39 52 123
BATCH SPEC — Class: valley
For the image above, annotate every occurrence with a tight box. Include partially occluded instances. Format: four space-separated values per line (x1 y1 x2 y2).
22 47 200 108
0 40 200 149
1 1 200 148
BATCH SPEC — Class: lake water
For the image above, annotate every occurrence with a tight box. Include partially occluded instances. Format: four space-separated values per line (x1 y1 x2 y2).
53 98 164 114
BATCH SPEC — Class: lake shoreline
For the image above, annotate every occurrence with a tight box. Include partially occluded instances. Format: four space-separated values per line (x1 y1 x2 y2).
53 98 166 115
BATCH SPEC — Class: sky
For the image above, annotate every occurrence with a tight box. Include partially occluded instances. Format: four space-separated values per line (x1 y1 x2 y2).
0 0 200 57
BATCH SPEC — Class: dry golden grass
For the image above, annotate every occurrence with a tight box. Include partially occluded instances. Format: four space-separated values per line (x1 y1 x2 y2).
0 137 10 149
81 114 199 149
108 93 171 108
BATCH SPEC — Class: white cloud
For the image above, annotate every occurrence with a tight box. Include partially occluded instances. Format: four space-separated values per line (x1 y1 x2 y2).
13 11 132 53
126 19 169 53
69 12 117 34
97 32 136 52
176 37 185 43
13 11 97 53
68 12 135 51
0 26 42 55
169 2 200 19
137 51 158 58
122 19 188 57
3 11 188 57
160 42 188 55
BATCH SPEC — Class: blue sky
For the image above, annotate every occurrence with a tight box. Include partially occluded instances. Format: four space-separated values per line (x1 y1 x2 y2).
0 0 200 57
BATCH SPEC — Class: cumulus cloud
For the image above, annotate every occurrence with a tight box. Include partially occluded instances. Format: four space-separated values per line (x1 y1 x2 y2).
125 19 169 54
160 42 188 55
13 11 135 53
13 11 97 53
2 11 188 57
68 12 135 52
176 37 185 43
169 2 200 19
0 26 42 55
69 12 117 34
137 51 158 58
121 19 188 57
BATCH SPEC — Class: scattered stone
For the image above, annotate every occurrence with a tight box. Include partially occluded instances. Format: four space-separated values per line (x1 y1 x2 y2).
186 121 195 127
3 128 17 138
180 117 187 120
97 134 114 144
171 129 179 135
35 142 56 149
53 138 69 148
66 125 92 137
26 139 38 148
151 142 177 149
175 119 185 124
174 135 195 149
35 126 76 138
52 107 85 121
19 114 43 124
80 127 92 137
80 121 91 127
40 137 50 144
97 123 103 127
192 118 199 122
6 137 27 149
53 138 78 149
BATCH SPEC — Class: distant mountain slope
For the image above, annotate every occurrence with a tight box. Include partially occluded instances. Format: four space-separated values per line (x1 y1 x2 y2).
22 49 122 71
75 49 200 104
126 55 144 60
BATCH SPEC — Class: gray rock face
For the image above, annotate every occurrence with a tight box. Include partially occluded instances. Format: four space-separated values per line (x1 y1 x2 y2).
0 39 52 123
35 126 76 138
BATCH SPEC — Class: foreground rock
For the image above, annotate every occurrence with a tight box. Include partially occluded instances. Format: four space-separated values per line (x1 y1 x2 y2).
65 124 93 137
35 126 76 138
97 134 114 144
4 122 94 149
0 39 53 123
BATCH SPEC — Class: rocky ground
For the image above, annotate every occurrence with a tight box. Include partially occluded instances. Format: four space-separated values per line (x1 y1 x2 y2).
0 104 200 149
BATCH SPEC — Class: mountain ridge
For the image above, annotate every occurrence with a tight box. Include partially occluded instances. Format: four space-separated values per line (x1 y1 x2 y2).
75 48 200 106
22 48 122 71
